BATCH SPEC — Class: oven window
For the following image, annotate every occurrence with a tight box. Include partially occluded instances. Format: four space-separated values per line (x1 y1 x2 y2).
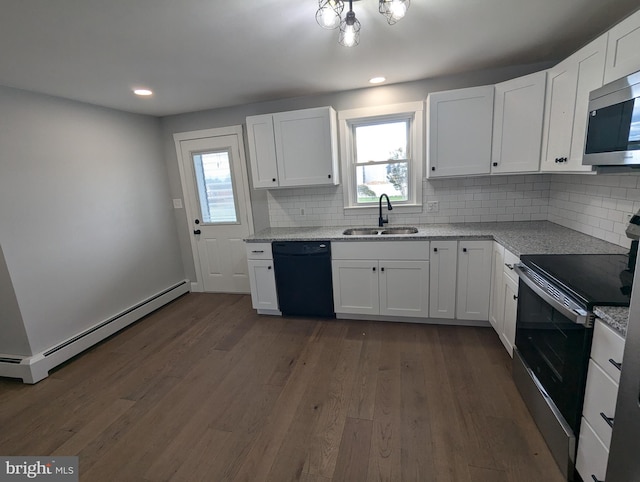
515 281 592 432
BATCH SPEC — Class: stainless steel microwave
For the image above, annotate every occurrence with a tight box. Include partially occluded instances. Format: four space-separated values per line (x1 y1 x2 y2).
583 69 640 167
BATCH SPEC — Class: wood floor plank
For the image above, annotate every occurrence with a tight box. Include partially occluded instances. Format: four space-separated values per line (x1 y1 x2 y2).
0 293 567 482
366 327 403 482
347 321 382 421
332 417 373 482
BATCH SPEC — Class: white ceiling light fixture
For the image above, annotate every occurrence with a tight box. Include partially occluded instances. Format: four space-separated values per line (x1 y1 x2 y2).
133 88 153 96
369 76 386 84
316 0 410 47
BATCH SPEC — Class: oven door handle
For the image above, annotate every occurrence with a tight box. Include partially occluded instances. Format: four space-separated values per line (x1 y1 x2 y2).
514 264 589 326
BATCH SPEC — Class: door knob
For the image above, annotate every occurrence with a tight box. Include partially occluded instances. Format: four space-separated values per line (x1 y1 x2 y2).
195 219 200 224
194 229 201 235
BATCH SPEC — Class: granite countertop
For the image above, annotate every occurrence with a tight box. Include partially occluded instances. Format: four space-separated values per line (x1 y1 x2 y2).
594 306 629 337
246 221 628 257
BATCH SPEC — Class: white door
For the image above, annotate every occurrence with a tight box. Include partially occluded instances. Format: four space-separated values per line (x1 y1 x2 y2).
175 127 254 293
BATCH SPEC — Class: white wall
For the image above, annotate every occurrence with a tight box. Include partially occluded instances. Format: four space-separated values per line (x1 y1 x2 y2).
0 86 185 355
0 244 31 356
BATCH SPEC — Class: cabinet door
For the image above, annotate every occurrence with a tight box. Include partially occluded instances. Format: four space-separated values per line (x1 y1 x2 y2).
273 107 339 187
456 240 492 321
491 71 546 174
540 58 576 170
500 273 518 357
332 260 379 315
540 36 605 172
568 34 606 170
429 241 457 319
247 259 279 311
427 85 494 178
246 114 279 188
604 8 640 84
489 242 505 333
379 260 429 318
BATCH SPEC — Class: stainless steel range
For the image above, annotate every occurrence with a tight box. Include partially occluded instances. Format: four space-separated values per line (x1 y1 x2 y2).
513 253 632 480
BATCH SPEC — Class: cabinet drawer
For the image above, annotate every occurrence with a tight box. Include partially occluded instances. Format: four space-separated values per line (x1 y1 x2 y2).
332 241 429 261
591 319 625 384
503 249 519 283
583 359 618 448
576 417 608 482
245 242 273 260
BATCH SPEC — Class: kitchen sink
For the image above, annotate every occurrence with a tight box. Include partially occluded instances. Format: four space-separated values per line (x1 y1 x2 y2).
381 227 419 235
342 227 419 236
342 228 381 236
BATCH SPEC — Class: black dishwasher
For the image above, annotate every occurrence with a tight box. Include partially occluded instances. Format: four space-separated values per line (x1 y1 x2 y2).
272 241 335 317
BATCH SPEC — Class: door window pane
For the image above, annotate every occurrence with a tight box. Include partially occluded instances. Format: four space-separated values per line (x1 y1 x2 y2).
192 150 238 223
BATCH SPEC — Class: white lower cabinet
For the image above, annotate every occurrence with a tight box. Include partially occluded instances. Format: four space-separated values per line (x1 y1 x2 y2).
331 242 430 318
429 241 457 319
489 242 520 356
456 240 493 321
429 240 492 321
576 319 626 482
246 243 280 314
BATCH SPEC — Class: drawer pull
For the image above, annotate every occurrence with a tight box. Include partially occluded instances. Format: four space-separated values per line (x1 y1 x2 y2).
600 412 614 428
251 250 265 254
609 358 622 371
505 263 514 270
591 475 603 482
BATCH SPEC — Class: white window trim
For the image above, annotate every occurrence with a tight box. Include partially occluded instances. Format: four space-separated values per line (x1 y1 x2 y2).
338 101 424 214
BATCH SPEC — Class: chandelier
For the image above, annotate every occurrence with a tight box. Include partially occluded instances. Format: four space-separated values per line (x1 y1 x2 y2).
316 0 410 47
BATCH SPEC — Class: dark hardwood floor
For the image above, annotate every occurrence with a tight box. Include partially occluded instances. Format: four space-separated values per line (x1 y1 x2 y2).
0 293 565 481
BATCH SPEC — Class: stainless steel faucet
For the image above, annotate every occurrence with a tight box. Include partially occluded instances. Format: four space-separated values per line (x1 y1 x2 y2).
378 193 393 227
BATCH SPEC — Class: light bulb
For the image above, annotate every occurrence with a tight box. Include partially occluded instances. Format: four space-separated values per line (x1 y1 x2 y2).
321 10 339 28
389 0 407 20
342 25 356 47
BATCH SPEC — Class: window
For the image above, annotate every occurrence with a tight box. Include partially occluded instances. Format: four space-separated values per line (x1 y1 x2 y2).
339 102 423 211
192 150 238 223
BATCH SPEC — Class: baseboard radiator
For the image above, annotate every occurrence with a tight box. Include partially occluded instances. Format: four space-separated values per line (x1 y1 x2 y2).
0 280 190 384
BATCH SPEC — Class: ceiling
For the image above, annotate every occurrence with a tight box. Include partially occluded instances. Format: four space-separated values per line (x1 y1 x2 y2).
1 0 639 117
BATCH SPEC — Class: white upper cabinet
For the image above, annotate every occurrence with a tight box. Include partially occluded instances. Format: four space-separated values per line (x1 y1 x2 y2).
246 106 339 189
604 8 640 84
427 85 494 178
491 71 546 174
540 34 607 173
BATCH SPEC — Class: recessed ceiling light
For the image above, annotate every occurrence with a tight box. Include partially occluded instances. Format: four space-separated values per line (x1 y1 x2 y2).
133 89 153 96
369 77 386 84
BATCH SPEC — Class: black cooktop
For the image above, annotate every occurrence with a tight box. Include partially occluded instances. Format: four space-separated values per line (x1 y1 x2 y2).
520 254 632 309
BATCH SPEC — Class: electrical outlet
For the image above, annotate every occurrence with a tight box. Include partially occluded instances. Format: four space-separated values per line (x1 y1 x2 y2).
427 201 439 213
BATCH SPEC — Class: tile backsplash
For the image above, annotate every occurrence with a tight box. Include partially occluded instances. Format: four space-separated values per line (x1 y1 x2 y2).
267 174 550 226
548 173 640 249
265 172 640 248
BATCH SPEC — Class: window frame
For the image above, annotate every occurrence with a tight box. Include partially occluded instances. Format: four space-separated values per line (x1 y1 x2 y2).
338 102 424 213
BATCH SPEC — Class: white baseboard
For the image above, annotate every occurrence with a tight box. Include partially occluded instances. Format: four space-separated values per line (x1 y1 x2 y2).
0 280 190 384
